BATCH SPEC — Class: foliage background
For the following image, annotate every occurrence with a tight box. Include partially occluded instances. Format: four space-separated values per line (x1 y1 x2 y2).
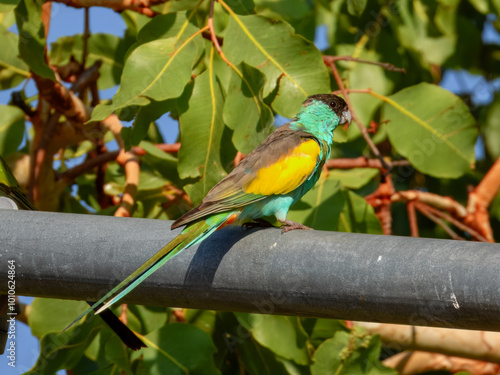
1 0 500 373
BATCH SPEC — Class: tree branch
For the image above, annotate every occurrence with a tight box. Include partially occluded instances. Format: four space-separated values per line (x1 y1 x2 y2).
323 55 406 73
358 322 500 365
384 351 500 375
464 157 500 242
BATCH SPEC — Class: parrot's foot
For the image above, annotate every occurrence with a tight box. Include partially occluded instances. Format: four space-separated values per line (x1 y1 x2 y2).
242 218 274 230
279 220 313 234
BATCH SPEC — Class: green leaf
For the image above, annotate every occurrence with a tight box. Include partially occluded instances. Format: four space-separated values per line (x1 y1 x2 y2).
393 1 457 66
104 335 133 375
288 177 382 234
49 33 128 90
91 20 202 121
224 0 254 14
26 313 103 375
185 309 217 334
311 331 396 375
223 13 330 118
237 338 296 375
288 178 344 231
483 95 500 159
28 298 88 338
142 323 219 375
306 318 348 348
0 25 29 89
136 11 203 47
129 99 175 147
15 0 55 79
347 0 367 16
0 0 20 13
0 105 24 157
329 168 378 189
177 61 227 205
253 0 312 19
338 189 382 234
224 62 274 154
381 83 477 178
235 313 311 366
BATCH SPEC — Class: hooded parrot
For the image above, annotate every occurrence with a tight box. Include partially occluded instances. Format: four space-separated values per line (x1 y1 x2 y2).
66 93 351 328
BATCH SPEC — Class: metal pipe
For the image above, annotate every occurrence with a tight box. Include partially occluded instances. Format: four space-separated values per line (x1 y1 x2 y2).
0 209 499 331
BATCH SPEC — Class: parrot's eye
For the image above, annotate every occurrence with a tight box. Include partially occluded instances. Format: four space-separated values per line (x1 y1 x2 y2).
329 101 337 109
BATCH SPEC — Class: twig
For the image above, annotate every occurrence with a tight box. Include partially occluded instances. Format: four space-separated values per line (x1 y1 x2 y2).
415 203 465 241
82 7 90 70
407 201 419 237
55 56 81 83
331 88 371 96
61 143 180 182
70 61 102 93
326 157 409 170
392 190 467 219
208 0 223 54
325 60 391 172
419 203 488 242
323 55 406 73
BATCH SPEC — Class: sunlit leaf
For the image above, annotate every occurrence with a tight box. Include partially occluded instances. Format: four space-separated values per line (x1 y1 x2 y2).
381 83 477 178
222 12 330 118
14 0 54 79
0 25 28 90
224 62 274 154
177 53 227 205
91 18 203 122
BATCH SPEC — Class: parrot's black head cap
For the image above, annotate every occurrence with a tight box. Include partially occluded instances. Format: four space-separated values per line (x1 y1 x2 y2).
303 94 352 125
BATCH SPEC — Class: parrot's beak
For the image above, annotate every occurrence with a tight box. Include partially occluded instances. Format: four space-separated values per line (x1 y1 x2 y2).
339 110 352 126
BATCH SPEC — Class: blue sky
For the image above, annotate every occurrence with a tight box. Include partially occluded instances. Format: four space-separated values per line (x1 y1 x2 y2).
1 5 500 374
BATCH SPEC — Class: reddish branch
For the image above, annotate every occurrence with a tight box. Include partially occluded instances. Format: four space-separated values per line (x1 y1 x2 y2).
464 157 500 242
326 157 409 170
32 73 90 125
114 150 140 217
407 202 419 237
365 175 395 235
384 351 500 375
61 143 180 182
323 55 406 73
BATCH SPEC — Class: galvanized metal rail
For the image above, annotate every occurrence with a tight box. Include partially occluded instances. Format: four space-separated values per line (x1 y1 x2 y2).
0 208 499 332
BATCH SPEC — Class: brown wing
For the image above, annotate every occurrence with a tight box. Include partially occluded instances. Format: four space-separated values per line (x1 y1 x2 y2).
172 124 320 229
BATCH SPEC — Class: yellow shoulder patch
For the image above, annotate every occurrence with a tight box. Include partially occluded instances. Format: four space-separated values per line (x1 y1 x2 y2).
243 139 320 195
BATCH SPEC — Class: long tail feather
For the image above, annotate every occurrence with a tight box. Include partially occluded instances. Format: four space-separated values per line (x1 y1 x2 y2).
62 212 236 333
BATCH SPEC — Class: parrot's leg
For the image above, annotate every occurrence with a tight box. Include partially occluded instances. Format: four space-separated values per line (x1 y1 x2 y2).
279 219 313 233
242 218 274 230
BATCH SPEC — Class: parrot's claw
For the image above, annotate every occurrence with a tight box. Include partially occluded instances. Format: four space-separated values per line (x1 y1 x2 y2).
279 220 313 234
242 218 274 230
